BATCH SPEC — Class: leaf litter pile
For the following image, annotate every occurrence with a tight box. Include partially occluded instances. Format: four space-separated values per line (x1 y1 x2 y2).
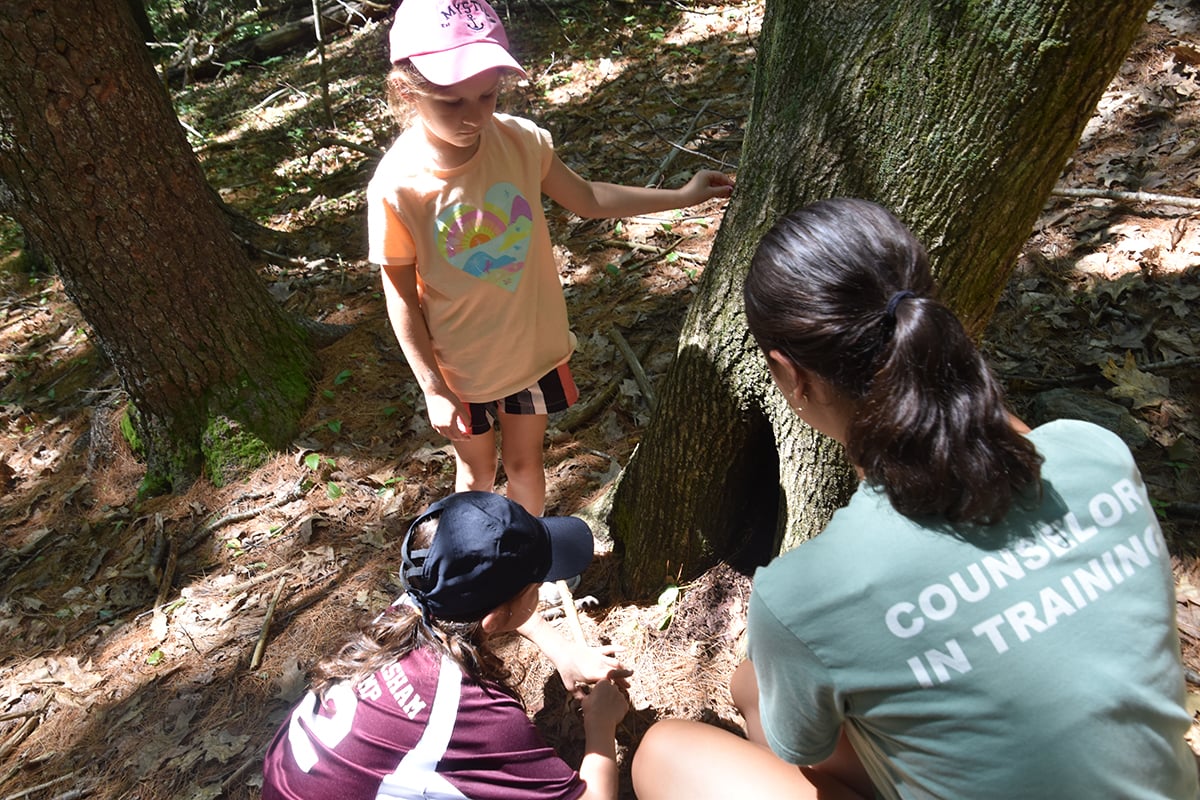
0 2 1197 798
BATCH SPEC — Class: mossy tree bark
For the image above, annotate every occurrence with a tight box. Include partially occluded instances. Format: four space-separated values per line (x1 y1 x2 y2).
0 0 317 493
611 0 1153 596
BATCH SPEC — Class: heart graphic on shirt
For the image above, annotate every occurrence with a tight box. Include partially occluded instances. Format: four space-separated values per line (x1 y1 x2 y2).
435 182 534 292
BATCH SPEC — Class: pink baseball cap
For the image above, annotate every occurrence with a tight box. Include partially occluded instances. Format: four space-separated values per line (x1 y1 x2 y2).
389 0 528 86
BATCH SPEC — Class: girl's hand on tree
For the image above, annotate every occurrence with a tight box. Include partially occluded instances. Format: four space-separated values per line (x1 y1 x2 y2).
425 391 472 440
681 169 735 205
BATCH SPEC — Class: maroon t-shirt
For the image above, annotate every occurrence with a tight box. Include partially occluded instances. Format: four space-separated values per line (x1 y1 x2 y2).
262 647 583 799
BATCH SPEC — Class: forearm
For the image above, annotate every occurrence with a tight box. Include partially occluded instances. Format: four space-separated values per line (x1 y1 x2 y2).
516 612 572 666
574 181 694 219
577 724 619 800
380 265 450 396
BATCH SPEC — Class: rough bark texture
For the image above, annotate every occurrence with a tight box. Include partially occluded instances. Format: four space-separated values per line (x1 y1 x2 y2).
0 0 316 491
612 0 1153 597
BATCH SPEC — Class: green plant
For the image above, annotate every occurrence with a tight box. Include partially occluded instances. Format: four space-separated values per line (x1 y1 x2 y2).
304 452 335 472
655 584 680 630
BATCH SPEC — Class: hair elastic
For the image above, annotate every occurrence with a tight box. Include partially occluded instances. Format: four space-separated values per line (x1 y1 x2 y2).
885 290 916 320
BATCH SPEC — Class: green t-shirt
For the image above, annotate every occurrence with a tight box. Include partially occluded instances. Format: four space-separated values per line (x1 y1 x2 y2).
748 420 1197 799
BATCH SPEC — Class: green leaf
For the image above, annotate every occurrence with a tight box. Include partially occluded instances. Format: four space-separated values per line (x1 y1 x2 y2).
334 369 353 385
327 420 342 434
146 649 165 666
304 452 322 471
326 482 343 500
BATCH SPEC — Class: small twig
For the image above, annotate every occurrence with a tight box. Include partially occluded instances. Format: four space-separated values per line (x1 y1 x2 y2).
645 100 711 188
250 576 288 669
609 328 656 409
999 354 1200 388
201 484 307 534
312 135 385 159
222 745 269 792
0 772 74 800
555 381 620 433
554 342 653 433
226 565 292 597
250 87 291 111
598 238 706 265
45 790 90 800
1051 186 1200 209
0 718 37 763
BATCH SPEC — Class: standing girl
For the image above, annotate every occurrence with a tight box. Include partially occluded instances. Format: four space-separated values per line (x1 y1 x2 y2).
369 0 734 514
631 199 1198 799
262 491 630 800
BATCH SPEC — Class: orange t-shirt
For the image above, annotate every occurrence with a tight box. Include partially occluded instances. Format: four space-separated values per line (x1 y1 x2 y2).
368 114 575 403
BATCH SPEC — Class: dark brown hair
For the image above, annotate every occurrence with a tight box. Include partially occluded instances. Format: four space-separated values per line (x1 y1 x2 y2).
744 198 1042 525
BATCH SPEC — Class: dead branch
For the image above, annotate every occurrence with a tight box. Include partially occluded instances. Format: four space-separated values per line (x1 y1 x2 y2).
312 135 385 160
553 341 652 433
164 0 389 86
598 238 706 265
0 771 73 800
251 576 288 669
609 328 655 409
226 565 292 597
1052 186 1200 209
999 354 1200 387
645 100 711 188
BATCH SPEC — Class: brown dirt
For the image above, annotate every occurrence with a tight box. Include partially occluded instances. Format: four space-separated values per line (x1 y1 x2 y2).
0 2 1197 798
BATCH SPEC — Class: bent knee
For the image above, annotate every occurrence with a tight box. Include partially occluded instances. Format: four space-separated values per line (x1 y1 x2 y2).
632 720 695 796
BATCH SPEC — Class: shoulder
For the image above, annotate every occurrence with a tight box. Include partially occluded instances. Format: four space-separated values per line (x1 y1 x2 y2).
492 113 554 149
368 129 427 192
1027 418 1133 468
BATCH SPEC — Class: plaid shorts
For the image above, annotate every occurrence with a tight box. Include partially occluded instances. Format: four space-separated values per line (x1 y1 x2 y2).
466 363 579 435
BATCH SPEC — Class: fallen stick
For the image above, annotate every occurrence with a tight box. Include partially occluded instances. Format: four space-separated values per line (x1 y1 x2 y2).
250 576 288 669
0 693 52 761
1051 186 1200 209
645 100 712 188
598 238 707 264
609 328 656 409
0 773 74 800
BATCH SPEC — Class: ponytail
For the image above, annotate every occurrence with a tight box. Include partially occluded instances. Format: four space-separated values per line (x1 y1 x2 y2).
310 517 517 701
745 199 1042 525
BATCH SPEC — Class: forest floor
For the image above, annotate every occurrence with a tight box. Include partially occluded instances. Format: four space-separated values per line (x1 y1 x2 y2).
0 2 1199 799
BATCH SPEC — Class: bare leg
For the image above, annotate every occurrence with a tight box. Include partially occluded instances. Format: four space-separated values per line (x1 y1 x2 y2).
731 659 767 744
729 660 875 797
496 411 548 515
451 427 498 493
632 719 869 800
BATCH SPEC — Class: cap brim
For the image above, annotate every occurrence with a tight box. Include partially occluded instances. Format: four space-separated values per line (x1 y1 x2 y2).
539 515 594 583
409 42 528 86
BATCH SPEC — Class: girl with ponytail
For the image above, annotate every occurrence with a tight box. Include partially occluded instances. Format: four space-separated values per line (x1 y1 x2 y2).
632 200 1196 800
263 492 630 800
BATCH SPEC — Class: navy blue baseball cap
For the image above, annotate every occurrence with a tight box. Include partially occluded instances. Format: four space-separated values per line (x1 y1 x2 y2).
400 492 593 622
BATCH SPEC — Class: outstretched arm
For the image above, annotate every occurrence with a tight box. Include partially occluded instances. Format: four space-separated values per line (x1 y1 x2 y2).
541 154 733 220
517 611 631 697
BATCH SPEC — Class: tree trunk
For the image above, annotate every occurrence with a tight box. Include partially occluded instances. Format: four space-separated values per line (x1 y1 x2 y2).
0 0 317 492
611 0 1153 596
